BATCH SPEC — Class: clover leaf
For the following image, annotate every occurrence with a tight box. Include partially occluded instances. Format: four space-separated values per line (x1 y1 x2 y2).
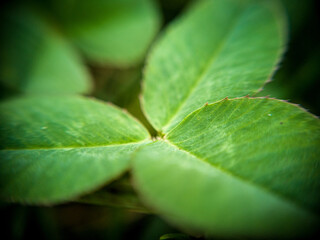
0 0 319 238
0 0 160 94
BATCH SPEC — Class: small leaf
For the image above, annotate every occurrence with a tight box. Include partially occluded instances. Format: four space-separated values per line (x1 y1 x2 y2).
160 233 191 240
45 0 161 66
142 0 287 132
0 96 150 204
133 98 320 238
0 6 92 94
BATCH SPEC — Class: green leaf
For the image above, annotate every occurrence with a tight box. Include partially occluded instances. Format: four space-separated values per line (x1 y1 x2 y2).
45 0 161 66
160 233 191 240
142 0 287 132
133 98 320 238
0 6 92 94
0 0 160 94
0 96 150 204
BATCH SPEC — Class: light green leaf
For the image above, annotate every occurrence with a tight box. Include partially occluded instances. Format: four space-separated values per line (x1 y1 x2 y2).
46 0 161 66
142 0 287 132
0 6 92 94
0 96 150 204
133 98 320 238
160 233 191 240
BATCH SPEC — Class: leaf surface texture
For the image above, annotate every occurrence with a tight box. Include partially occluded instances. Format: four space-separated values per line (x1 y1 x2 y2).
133 98 320 237
142 0 286 132
0 96 150 203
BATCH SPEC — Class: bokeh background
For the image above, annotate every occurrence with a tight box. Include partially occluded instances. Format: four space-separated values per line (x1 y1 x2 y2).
1 0 319 239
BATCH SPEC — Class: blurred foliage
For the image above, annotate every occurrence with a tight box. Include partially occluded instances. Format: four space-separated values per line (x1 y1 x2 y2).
76 174 150 214
0 4 92 95
0 0 160 95
1 203 177 240
160 233 192 240
0 0 319 239
90 64 157 136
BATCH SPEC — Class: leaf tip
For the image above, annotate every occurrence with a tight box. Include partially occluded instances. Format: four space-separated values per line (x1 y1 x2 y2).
265 78 272 84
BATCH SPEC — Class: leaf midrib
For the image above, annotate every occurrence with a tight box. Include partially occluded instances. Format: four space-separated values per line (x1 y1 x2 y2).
161 5 248 132
164 139 315 216
0 140 149 151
